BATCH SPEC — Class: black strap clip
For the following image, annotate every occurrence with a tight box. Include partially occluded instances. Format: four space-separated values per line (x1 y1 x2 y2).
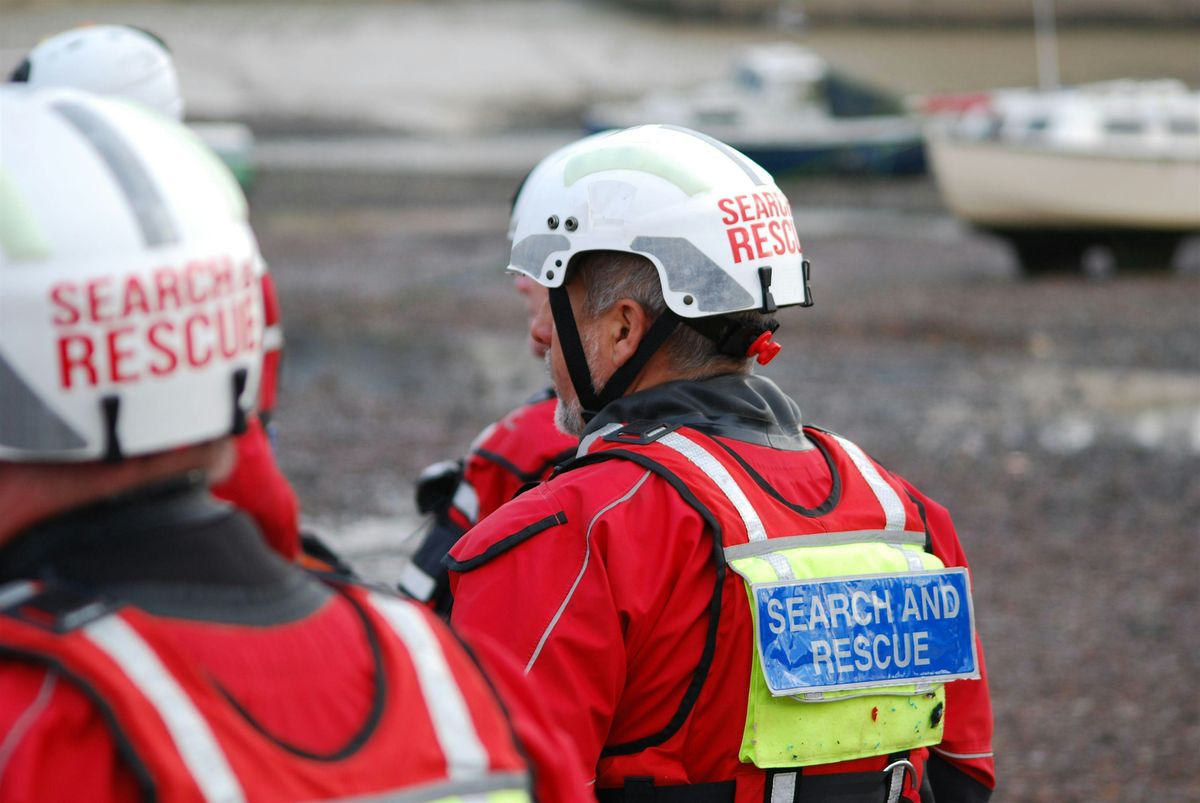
602 421 680 446
3 586 118 634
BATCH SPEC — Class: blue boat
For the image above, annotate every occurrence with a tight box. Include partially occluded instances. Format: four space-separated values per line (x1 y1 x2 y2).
583 43 927 176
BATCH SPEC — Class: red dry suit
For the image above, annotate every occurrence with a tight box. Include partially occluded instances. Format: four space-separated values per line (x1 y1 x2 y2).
400 390 575 611
449 374 995 803
0 478 589 803
210 272 301 560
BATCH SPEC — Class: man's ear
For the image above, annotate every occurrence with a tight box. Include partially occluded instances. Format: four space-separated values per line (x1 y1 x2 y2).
606 298 651 368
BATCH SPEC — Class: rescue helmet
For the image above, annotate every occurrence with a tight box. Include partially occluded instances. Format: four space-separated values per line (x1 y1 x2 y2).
0 86 264 462
507 125 811 420
507 130 615 242
9 25 184 121
507 124 810 319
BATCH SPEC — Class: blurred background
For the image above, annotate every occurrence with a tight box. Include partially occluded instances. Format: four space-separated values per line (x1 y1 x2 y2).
3 1 1198 800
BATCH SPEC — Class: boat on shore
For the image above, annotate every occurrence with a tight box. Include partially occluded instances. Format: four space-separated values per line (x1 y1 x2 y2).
924 79 1200 274
584 43 926 176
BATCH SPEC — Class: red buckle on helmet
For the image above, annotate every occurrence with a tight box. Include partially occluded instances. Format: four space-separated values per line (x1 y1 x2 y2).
746 331 782 365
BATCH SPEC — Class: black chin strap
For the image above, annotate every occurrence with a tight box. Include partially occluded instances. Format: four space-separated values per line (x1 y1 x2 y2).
548 285 681 423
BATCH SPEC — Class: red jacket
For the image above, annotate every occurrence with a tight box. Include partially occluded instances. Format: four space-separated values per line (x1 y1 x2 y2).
449 375 994 802
0 487 589 803
401 391 576 609
210 416 300 560
459 391 577 528
209 271 301 560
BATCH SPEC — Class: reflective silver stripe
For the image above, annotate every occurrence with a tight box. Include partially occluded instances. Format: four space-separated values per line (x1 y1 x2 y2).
658 432 767 542
368 594 489 778
769 771 797 803
526 470 651 673
930 747 994 761
724 530 926 563
324 771 531 802
452 479 481 524
894 543 925 572
0 672 56 783
577 422 622 458
397 561 437 602
83 616 245 803
756 553 795 582
832 435 906 531
656 431 796 579
0 580 36 610
261 324 285 352
884 759 915 803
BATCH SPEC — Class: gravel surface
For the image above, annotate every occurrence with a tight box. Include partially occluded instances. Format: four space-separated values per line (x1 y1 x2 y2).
6 3 1195 797
252 165 1200 802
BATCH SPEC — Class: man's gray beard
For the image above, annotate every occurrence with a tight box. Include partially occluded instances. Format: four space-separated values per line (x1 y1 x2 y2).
554 394 586 437
547 334 602 438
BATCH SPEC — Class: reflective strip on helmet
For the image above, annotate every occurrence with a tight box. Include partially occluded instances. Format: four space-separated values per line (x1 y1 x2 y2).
83 616 246 803
629 236 755 315
52 100 180 248
510 234 570 276
660 124 768 187
830 435 906 531
0 353 88 452
0 168 50 260
367 594 490 778
724 530 926 563
656 431 798 580
564 143 714 196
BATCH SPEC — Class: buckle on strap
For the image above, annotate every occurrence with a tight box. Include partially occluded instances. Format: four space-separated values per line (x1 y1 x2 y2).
883 759 916 803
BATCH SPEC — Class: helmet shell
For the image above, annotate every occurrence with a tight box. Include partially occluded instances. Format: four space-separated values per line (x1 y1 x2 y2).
15 25 184 121
507 124 805 319
0 86 263 462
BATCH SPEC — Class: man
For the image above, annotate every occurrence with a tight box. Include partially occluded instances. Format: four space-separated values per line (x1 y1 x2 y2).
399 147 593 611
0 86 586 802
448 125 995 802
10 23 302 561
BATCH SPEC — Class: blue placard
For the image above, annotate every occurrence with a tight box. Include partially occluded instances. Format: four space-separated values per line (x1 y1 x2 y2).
754 569 978 695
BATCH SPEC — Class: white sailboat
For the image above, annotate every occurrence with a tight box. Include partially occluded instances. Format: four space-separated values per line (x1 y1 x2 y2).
923 1 1200 274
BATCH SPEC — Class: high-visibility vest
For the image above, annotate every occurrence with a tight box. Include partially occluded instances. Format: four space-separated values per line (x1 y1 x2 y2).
576 422 978 770
0 579 533 803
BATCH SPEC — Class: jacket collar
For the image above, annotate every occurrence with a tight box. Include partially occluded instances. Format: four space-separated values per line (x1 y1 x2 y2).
583 372 812 451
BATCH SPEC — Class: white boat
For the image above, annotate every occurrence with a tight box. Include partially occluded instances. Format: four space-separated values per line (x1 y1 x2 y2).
584 43 926 176
924 79 1200 273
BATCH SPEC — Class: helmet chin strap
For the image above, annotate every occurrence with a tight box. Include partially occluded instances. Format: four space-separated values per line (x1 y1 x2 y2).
548 286 680 423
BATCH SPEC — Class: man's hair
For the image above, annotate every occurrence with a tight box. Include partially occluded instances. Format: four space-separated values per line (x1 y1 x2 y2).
569 250 770 378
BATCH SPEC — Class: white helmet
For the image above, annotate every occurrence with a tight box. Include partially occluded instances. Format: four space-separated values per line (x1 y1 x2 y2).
0 86 264 462
508 124 810 319
10 25 184 121
507 125 811 419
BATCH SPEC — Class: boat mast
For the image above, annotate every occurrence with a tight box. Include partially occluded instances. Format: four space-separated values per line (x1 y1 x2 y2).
1032 0 1062 90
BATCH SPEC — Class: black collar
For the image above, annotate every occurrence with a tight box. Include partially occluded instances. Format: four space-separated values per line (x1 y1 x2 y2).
0 474 328 625
583 372 812 451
